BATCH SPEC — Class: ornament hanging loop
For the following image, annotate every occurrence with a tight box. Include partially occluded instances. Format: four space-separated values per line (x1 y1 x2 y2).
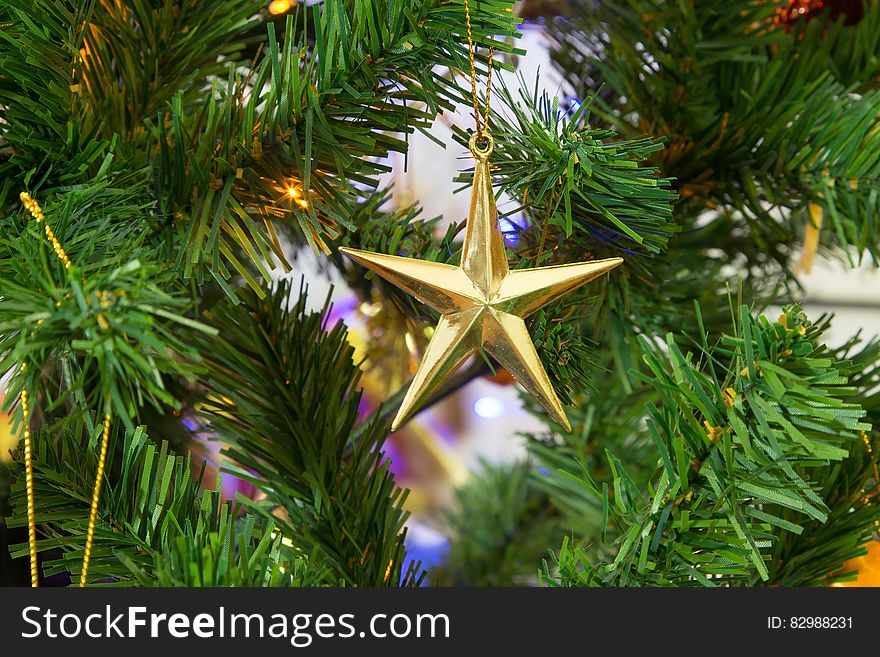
469 131 494 160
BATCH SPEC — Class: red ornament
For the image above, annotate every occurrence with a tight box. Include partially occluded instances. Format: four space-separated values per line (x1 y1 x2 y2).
776 0 864 29
485 368 515 386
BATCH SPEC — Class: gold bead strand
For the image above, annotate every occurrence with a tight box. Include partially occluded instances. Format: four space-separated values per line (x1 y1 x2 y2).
80 414 111 587
19 192 71 269
19 364 39 587
18 189 72 586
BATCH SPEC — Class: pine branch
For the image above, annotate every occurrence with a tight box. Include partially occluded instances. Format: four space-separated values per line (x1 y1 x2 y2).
455 76 678 260
2 1 521 296
546 1 880 266
0 0 261 175
149 0 522 290
6 420 304 586
762 432 879 586
433 462 569 586
195 279 421 587
76 0 261 141
763 333 880 585
0 201 215 431
542 304 874 586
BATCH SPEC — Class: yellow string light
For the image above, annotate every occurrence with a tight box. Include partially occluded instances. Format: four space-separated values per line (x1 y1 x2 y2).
269 0 293 15
286 184 309 209
80 414 111 587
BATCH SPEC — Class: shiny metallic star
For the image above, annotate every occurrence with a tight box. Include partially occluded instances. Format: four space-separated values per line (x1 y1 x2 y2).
341 134 622 432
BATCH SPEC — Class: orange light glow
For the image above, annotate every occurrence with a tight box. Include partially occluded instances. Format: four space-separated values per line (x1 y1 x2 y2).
269 0 293 15
285 185 309 209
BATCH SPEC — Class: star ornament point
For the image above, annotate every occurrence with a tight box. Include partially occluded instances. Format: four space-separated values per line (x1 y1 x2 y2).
340 147 622 433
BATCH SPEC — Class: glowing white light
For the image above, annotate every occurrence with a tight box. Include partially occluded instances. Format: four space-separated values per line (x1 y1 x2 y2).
473 396 505 419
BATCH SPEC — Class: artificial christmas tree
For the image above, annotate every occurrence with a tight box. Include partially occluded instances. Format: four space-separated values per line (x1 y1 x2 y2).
0 0 878 589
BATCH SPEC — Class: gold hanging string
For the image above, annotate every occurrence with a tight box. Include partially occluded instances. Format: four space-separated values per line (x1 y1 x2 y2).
19 191 109 587
81 414 111 586
463 0 494 136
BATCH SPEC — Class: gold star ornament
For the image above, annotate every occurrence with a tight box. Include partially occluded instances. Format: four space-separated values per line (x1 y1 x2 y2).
340 133 622 432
